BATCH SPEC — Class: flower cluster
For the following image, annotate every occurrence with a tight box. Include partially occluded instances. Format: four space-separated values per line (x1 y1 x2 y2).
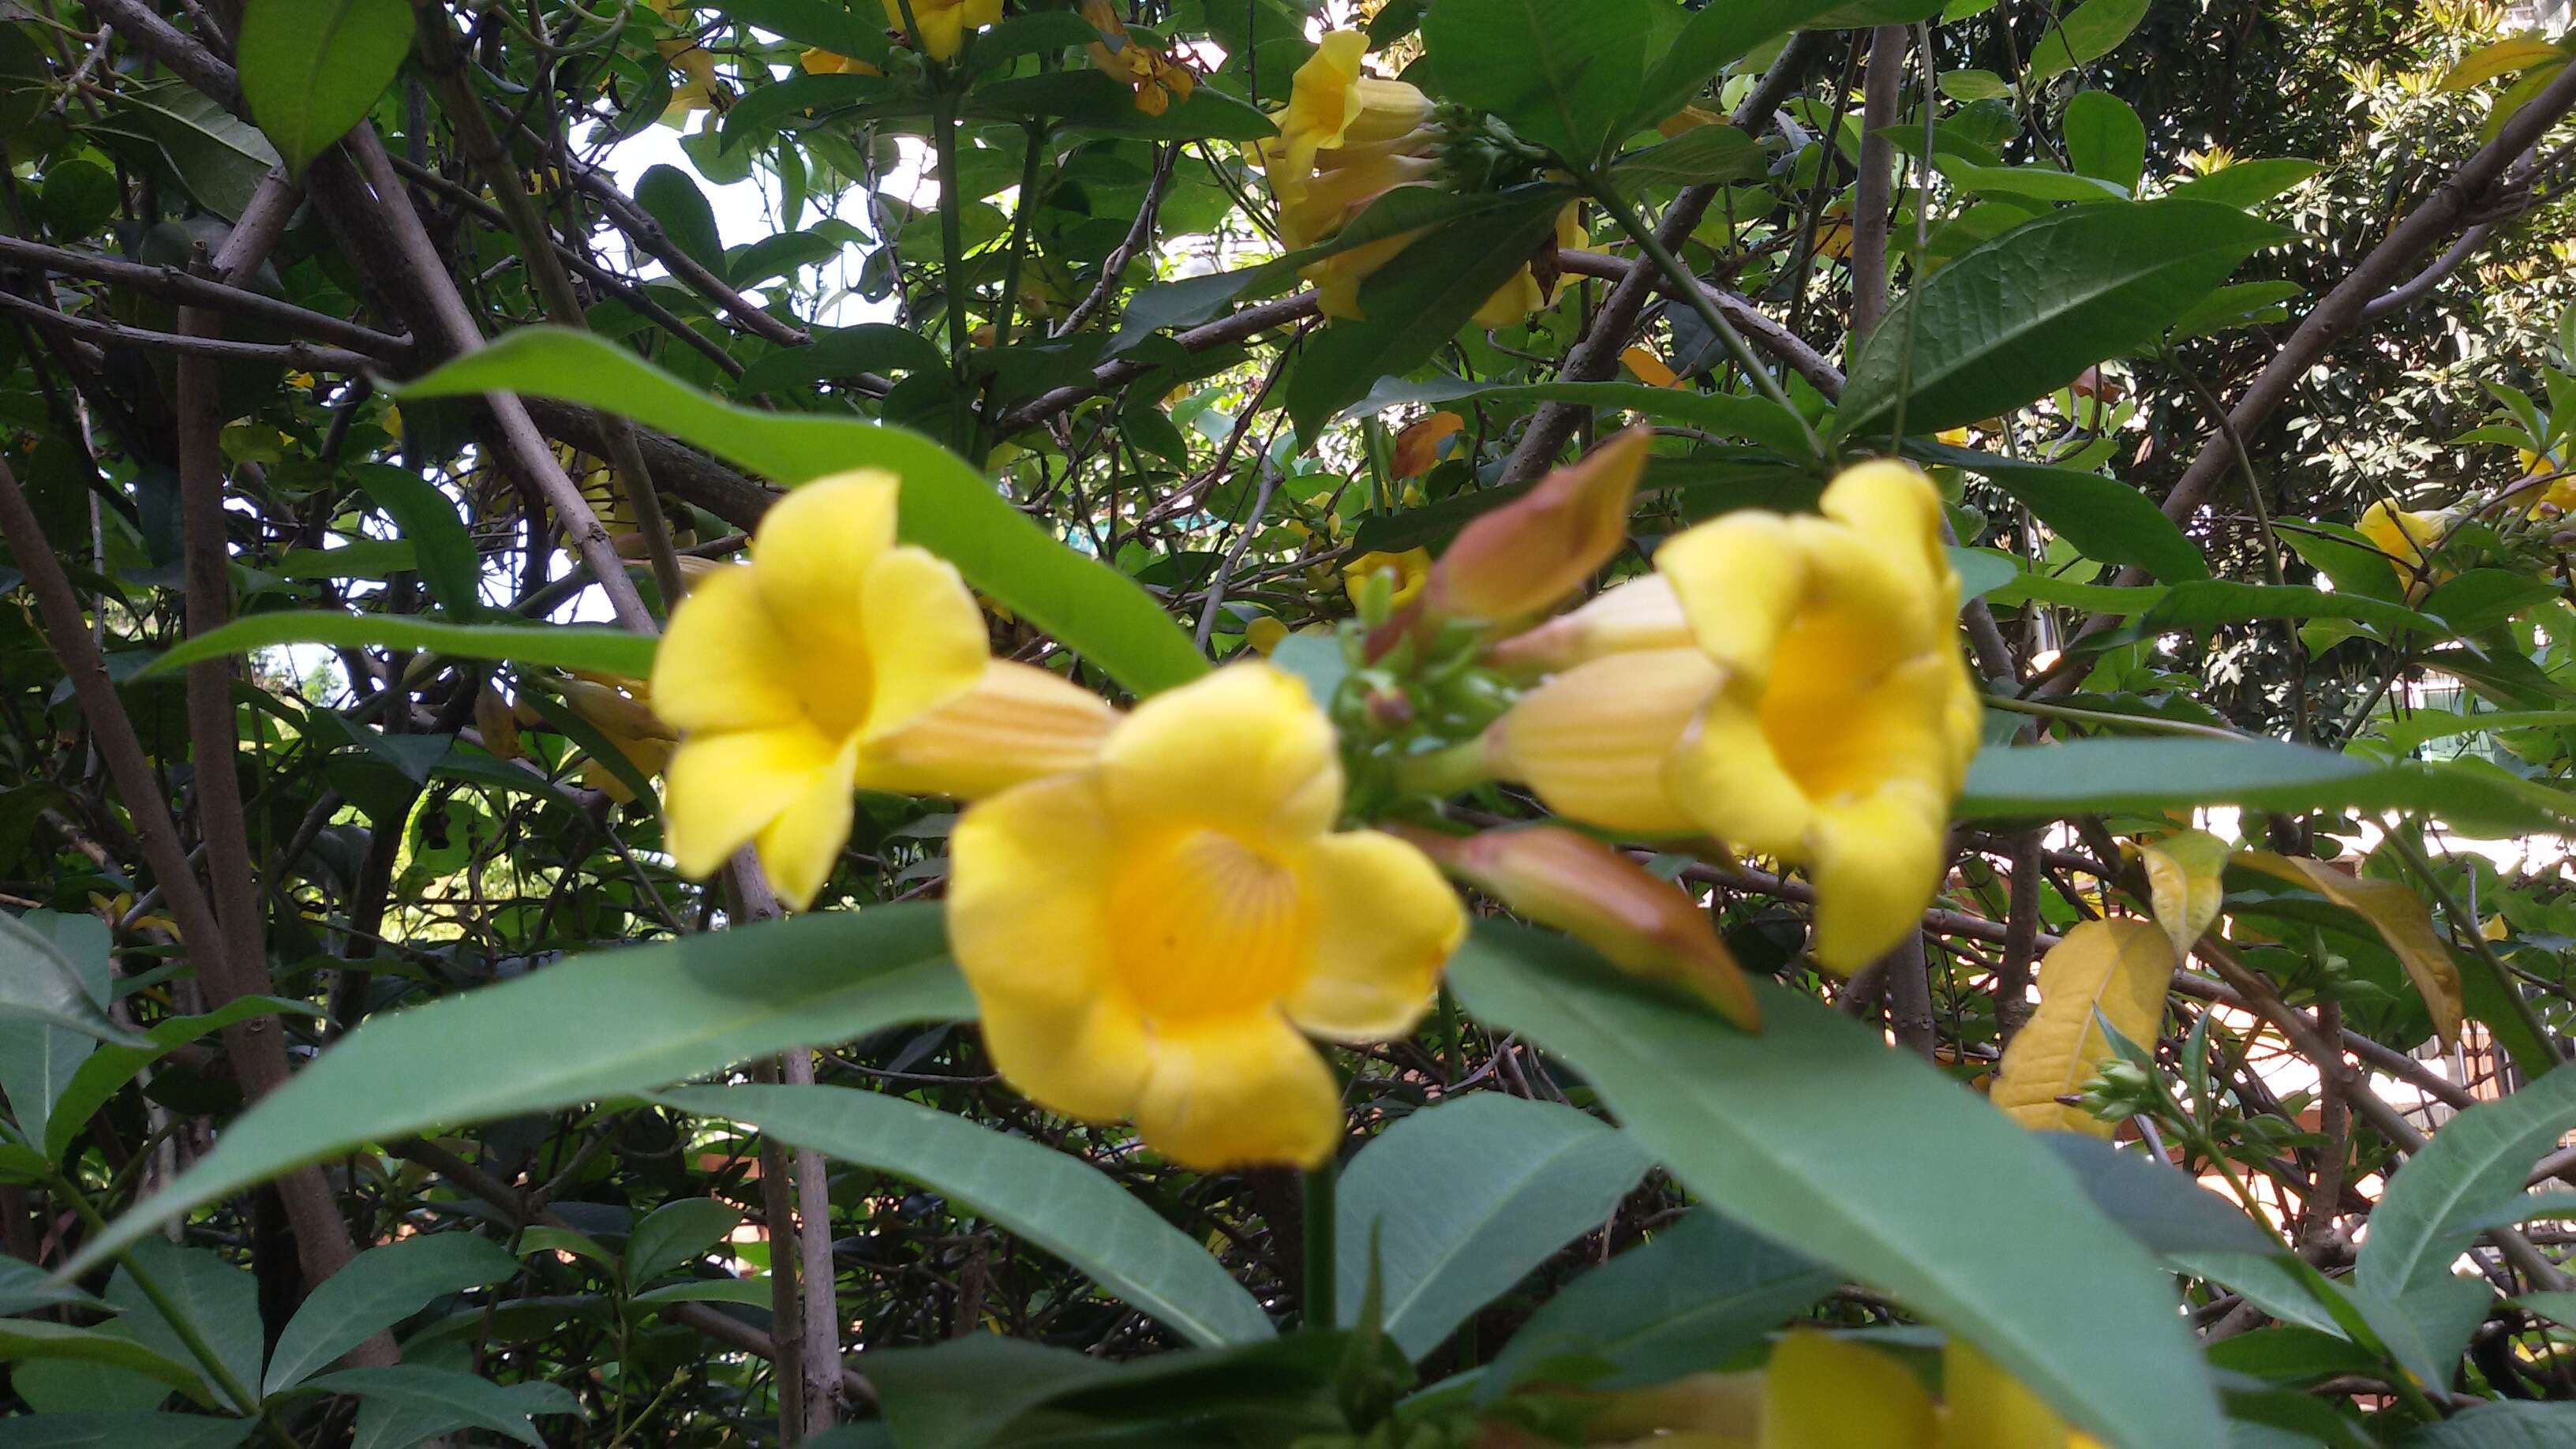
1247 31 1583 326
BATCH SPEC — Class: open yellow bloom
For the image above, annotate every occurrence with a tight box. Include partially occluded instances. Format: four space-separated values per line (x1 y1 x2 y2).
1583 1334 2097 1448
2356 499 2451 601
880 0 1002 61
1488 462 1980 972
1341 547 1432 612
947 665 1464 1170
650 472 996 909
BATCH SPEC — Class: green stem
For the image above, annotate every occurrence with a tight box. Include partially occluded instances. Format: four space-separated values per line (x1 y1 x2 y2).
1981 692 2249 741
1390 736 1500 799
1302 1155 1337 1331
930 80 973 451
1579 173 1827 466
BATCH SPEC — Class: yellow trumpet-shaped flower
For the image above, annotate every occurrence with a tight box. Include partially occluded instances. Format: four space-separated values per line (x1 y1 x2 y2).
879 0 1002 62
798 47 884 77
947 665 1464 1170
650 471 994 909
1582 1333 2096 1449
2356 499 2452 601
1079 0 1196 116
1488 462 1980 973
1341 547 1432 612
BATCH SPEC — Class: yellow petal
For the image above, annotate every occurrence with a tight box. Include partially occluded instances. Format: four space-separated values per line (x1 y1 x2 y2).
1665 688 1813 859
650 565 806 734
1941 1338 2072 1449
862 661 1118 799
752 732 863 911
1655 511 1807 678
1279 30 1369 171
1989 918 2175 1135
1099 664 1340 845
661 724 844 882
856 544 988 739
1802 784 1951 975
751 470 898 653
1473 266 1545 330
1133 1013 1342 1170
1818 459 1956 608
1760 1331 1935 1449
1493 648 1717 835
1288 831 1461 1041
1487 575 1691 672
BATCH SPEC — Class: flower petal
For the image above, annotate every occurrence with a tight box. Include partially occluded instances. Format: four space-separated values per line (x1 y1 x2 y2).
752 470 898 654
1803 782 1949 973
1099 664 1340 844
1762 1331 1934 1449
983 994 1152 1126
1667 683 1814 857
650 566 806 734
1288 831 1461 1041
1818 459 1954 601
1133 1013 1342 1170
1492 649 1716 835
856 545 989 739
863 661 1120 799
1654 510 1805 678
661 724 843 881
753 732 863 911
949 773 1120 1021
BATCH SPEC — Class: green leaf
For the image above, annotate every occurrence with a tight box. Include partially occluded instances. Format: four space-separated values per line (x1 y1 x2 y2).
62 907 971 1278
47 997 324 1164
1840 200 2286 440
0 1322 214 1407
350 465 481 616
1335 1094 1649 1361
97 83 282 221
2027 0 2151 81
138 612 653 682
1480 1208 1837 1396
868 1332 1345 1447
713 0 886 64
303 1366 579 1449
736 324 948 395
1608 124 1769 189
1949 547 2018 602
106 1241 263 1412
1630 0 1856 136
1286 186 1577 437
0 1413 253 1448
867 1337 1123 1449
1352 375 1810 459
968 72 1274 141
623 1199 743 1287
1908 441 2207 581
654 1083 1274 1348
1936 159 2130 203
2167 159 2321 209
2399 1402 2576 1447
264 1234 521 1395
235 0 412 172
1448 923 2225 1447
2361 1065 2576 1304
1424 0 1649 164
0 911 113 1151
399 329 1210 696
0 912 142 1048
2110 580 2442 641
2062 91 2147 193
635 165 727 281
2030 1133 2281 1260
0 1259 107 1318
627 1279 775 1308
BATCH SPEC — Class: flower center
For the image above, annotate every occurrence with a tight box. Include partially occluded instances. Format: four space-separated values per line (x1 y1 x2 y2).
1756 602 1915 807
1106 827 1309 1026
792 650 876 740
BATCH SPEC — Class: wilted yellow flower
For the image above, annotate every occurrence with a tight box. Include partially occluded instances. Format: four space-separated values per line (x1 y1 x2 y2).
2356 499 2451 601
1079 0 1195 115
880 0 1002 61
1341 547 1432 612
947 665 1463 1170
650 471 991 909
1488 461 1980 972
648 0 728 115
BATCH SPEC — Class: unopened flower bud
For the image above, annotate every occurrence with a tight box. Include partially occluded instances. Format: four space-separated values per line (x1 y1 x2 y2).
1364 686 1415 732
1413 429 1649 636
557 676 674 742
1392 823 1758 1030
474 684 523 761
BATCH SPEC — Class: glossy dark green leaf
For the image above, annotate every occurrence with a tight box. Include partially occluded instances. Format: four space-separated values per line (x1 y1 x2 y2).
350 464 481 616
970 72 1273 140
0 1413 253 1448
1448 923 2225 1447
2032 1133 2281 1260
1354 375 1810 459
235 0 411 172
2064 91 2147 192
2361 1065 2576 1304
2398 1402 2576 1447
1425 0 1648 163
265 1234 522 1394
303 1366 579 1449
1908 440 2207 581
107 1241 262 1411
1962 738 2381 818
0 911 140 1049
736 324 948 395
2027 0 2151 80
622 1200 743 1287
1629 0 1855 137
655 1083 1273 1347
0 911 112 1150
64 908 970 1277
1608 124 1769 189
1480 1208 1837 1397
139 613 655 682
1335 1093 1649 1360
399 329 1211 696
1840 200 2286 440
2168 159 2322 209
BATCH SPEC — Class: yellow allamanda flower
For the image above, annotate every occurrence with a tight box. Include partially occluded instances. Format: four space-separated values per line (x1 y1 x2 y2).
1585 1332 2100 1448
1486 462 1980 973
879 0 1002 62
1078 0 1196 116
2356 499 2452 601
2515 444 2576 514
798 47 884 77
1340 547 1432 612
946 665 1463 1170
651 471 1114 908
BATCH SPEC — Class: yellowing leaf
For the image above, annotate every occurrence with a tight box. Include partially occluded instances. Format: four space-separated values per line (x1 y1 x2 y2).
2440 36 2567 92
1990 919 2174 1136
2234 852 2463 1048
2140 829 2230 960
